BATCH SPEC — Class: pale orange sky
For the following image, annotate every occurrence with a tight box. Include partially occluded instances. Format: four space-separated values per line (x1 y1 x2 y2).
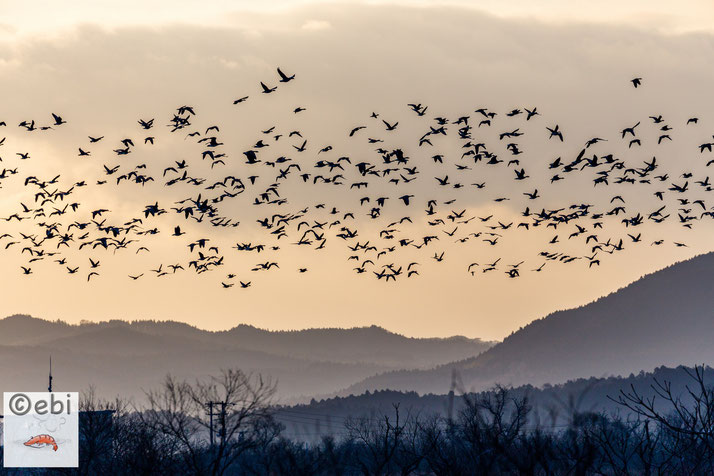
0 2 712 341
1 1 713 35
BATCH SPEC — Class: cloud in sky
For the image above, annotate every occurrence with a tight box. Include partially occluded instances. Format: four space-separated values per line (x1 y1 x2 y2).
1 0 714 37
301 19 332 31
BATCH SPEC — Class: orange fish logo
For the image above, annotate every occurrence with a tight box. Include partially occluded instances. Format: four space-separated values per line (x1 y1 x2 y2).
23 434 58 451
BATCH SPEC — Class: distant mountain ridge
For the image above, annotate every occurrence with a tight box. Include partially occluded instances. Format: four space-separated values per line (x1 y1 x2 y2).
4 252 710 404
0 315 494 402
277 365 714 441
340 251 714 396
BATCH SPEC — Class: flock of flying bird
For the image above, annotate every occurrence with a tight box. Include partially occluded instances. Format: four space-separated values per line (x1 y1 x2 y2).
0 71 712 288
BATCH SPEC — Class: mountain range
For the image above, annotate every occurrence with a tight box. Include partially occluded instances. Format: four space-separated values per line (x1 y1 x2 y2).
2 252 712 406
0 315 493 403
339 251 714 396
276 365 714 441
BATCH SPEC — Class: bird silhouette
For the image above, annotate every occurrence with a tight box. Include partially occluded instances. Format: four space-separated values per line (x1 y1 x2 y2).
0 68 706 291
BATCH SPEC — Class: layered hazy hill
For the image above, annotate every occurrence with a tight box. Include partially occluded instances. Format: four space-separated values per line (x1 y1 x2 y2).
341 252 714 396
3 252 711 404
277 365 714 441
0 315 493 402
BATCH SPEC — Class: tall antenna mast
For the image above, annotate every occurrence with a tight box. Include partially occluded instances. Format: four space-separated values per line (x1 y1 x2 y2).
48 355 53 393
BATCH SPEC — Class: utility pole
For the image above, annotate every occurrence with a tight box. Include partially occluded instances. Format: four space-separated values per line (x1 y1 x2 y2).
220 401 234 445
206 401 215 446
206 400 234 446
447 368 463 423
219 402 226 444
48 356 53 393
